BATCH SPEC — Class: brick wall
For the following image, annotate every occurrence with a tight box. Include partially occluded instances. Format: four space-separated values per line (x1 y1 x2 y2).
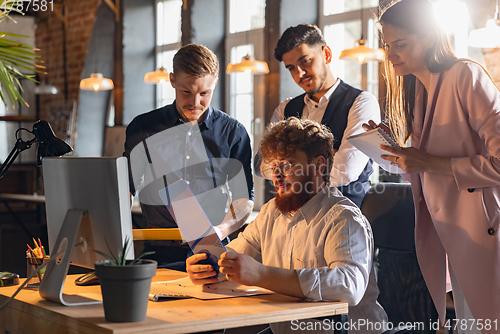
484 48 500 88
479 0 500 88
35 0 98 143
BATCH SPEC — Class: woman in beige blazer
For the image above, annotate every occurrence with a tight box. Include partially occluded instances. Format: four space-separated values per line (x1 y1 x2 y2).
367 0 500 332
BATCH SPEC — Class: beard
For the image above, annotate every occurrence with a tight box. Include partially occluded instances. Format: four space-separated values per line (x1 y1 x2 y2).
274 174 316 214
303 62 329 97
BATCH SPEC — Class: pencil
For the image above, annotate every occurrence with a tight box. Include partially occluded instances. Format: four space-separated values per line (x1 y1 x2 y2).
38 239 45 259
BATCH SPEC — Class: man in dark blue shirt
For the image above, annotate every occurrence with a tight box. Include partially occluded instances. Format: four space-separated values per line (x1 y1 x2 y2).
124 44 254 270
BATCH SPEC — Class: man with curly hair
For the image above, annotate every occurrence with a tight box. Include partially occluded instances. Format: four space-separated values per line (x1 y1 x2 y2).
187 117 387 334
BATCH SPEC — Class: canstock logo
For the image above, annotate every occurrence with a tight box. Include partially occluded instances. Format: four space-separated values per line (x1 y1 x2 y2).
129 122 250 224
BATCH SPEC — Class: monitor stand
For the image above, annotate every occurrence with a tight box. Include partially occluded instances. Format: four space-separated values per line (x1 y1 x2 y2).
39 209 102 306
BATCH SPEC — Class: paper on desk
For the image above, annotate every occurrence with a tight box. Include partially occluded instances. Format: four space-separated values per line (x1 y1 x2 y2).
149 277 274 301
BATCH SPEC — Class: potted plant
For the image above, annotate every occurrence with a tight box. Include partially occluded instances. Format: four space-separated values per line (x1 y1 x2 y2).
93 237 157 323
0 2 42 107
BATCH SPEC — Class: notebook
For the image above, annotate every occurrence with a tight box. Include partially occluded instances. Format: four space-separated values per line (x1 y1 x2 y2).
149 277 274 301
158 180 226 279
347 128 404 174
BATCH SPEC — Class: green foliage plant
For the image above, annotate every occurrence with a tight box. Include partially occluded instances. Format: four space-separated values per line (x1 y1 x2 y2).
92 237 155 266
0 1 44 108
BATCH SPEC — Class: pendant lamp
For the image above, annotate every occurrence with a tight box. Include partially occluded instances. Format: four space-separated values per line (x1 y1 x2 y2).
80 73 114 92
226 30 269 75
80 13 114 92
35 47 58 95
468 0 500 48
35 78 58 95
144 67 170 84
339 38 385 64
339 7 385 64
226 54 269 74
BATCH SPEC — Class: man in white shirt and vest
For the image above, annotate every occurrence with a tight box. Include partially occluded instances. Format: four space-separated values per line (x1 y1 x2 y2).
187 117 388 334
257 24 381 207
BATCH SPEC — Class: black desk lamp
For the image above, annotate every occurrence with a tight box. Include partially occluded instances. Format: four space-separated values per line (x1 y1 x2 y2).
0 121 72 283
0 120 73 180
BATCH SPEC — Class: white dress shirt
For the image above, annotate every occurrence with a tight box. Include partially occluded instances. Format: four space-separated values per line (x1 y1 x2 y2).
228 187 388 334
271 81 381 187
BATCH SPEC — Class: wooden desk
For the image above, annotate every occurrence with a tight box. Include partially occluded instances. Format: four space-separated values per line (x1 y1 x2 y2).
0 269 348 334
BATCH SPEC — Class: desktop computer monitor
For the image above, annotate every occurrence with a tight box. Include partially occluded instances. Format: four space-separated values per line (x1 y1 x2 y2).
40 157 134 306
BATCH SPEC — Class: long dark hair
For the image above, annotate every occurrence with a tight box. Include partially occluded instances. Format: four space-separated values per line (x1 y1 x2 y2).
378 0 458 145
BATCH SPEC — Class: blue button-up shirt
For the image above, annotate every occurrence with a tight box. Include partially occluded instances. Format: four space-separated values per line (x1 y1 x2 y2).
124 101 254 229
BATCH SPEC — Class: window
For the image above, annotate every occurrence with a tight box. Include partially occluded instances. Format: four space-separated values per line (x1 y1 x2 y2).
225 0 266 147
229 0 265 33
320 0 381 182
225 0 266 208
320 2 380 96
434 0 473 59
155 0 182 108
323 0 378 16
229 44 255 149
324 21 362 90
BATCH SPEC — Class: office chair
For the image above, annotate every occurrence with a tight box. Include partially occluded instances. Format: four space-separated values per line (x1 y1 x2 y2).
360 183 438 334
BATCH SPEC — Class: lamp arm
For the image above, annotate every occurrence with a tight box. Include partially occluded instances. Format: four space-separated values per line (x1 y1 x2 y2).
0 137 38 180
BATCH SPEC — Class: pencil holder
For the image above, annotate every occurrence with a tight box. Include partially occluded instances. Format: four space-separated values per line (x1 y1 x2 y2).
26 256 49 287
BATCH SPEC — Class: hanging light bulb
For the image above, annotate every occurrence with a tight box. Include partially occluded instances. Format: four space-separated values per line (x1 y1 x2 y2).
79 13 114 92
80 73 114 92
144 67 170 84
468 0 500 48
35 78 58 95
339 6 385 64
226 54 269 74
339 38 385 64
35 48 58 95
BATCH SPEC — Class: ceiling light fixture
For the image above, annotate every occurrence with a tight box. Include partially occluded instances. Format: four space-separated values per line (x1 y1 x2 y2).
339 38 385 64
226 54 269 74
468 0 500 48
144 67 170 84
35 46 58 95
35 78 59 95
226 30 269 75
80 73 114 92
79 12 114 92
339 7 385 64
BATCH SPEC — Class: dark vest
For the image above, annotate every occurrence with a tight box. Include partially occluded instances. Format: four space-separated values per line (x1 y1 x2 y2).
284 80 373 207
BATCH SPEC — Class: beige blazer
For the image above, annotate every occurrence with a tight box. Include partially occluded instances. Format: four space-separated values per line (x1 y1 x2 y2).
410 60 500 324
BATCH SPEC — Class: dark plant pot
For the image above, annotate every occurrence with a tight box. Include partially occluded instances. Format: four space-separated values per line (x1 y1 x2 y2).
94 259 157 322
